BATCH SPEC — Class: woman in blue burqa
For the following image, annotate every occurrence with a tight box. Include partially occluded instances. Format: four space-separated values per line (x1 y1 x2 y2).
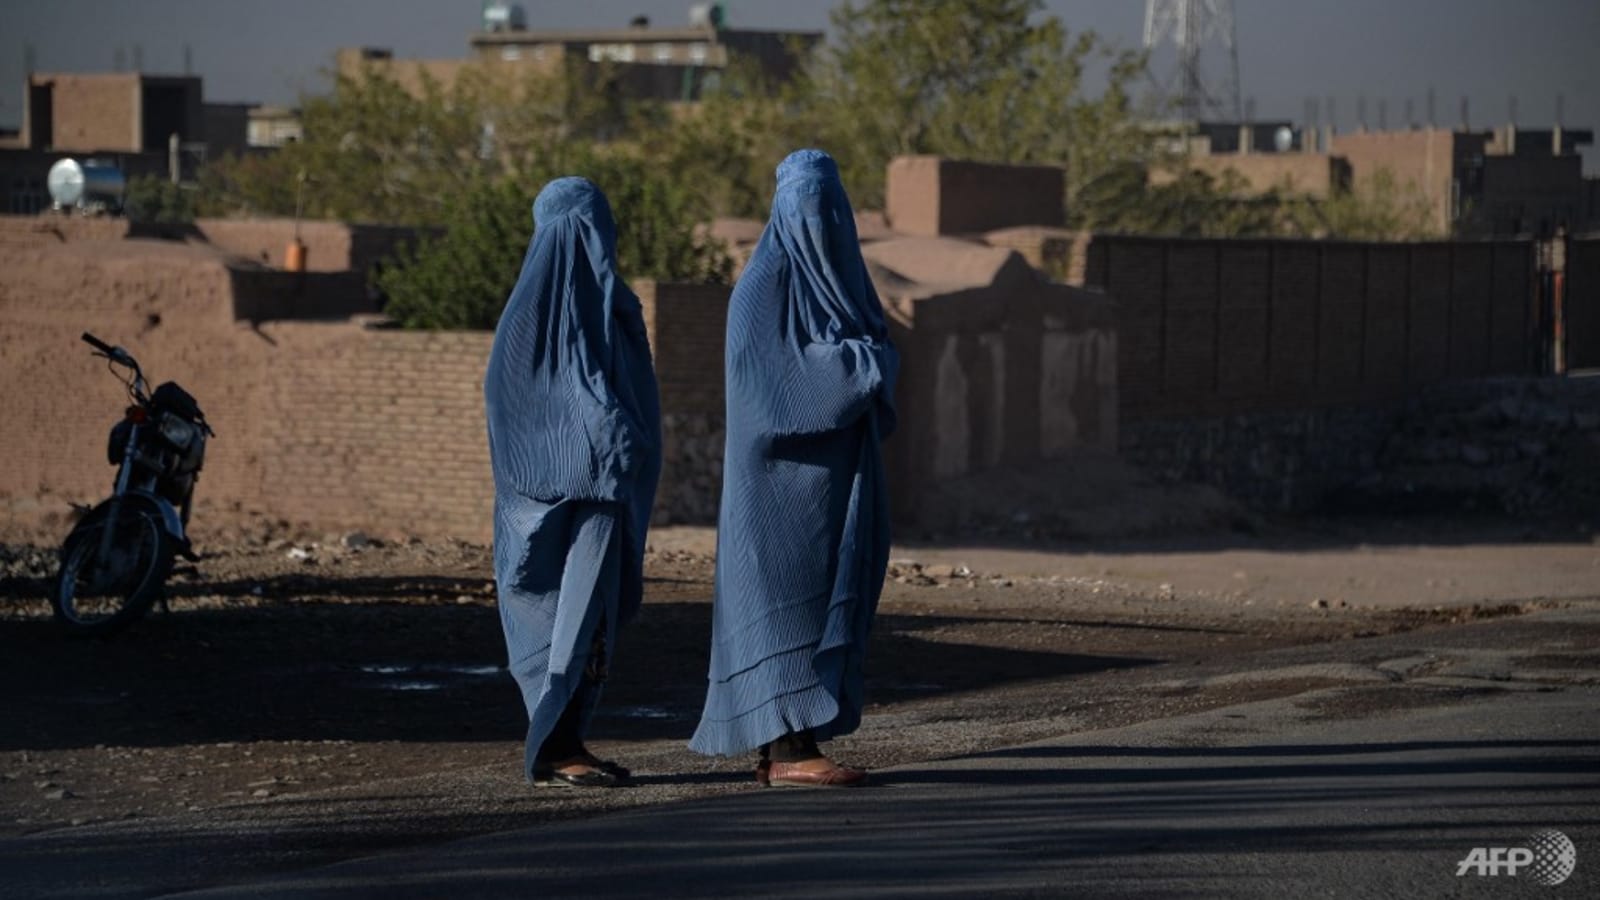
690 149 897 787
484 177 660 788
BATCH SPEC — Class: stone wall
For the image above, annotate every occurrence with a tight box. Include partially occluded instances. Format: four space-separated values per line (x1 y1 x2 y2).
1121 376 1600 516
1349 376 1600 516
1121 407 1396 513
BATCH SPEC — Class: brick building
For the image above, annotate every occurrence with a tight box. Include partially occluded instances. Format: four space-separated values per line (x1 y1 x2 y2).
0 71 286 215
1184 121 1596 237
341 4 820 104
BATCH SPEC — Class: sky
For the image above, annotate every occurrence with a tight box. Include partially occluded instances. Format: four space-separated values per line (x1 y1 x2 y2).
4 0 1597 170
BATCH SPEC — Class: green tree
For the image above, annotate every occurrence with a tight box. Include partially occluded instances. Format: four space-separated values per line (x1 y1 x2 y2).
1076 164 1288 237
123 175 195 224
1284 169 1441 240
198 58 643 224
795 0 1151 212
378 150 730 331
635 61 797 219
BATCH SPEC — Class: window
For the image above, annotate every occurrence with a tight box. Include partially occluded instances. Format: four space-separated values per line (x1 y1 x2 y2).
501 46 521 61
588 43 636 63
654 43 674 63
688 42 708 64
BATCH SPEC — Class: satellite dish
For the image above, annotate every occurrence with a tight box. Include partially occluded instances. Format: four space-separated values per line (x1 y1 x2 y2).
1273 126 1294 153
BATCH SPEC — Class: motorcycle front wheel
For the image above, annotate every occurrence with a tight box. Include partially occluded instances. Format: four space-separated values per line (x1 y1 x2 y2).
53 506 173 636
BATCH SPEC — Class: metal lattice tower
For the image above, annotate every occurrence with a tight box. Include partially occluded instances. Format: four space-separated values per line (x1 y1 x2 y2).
1143 0 1241 122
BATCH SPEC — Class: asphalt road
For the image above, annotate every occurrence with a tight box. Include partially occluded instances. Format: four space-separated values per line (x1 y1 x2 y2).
5 607 1595 899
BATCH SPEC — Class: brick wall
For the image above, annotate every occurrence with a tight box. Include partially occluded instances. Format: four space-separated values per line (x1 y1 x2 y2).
639 282 731 524
1329 129 1490 234
0 247 733 541
886 156 1065 237
1083 235 1540 420
34 74 142 152
1184 153 1351 198
258 326 496 537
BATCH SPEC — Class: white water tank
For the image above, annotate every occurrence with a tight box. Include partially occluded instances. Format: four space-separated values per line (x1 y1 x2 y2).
47 158 126 211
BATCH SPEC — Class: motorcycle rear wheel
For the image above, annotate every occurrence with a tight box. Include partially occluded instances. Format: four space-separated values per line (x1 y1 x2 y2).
53 506 173 636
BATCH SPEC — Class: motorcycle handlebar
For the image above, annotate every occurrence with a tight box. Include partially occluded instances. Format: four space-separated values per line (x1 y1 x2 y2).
81 332 116 355
82 332 137 368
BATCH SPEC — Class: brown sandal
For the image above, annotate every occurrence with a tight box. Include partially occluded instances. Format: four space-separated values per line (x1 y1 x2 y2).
763 758 868 788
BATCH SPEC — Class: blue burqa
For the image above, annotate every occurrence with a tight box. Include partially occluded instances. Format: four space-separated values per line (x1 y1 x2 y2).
690 149 898 756
484 177 661 779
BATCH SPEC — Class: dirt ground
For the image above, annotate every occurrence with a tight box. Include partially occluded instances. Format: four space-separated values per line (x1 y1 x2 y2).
3 514 1594 842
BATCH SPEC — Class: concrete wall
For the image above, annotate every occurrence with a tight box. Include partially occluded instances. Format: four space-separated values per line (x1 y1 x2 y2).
1083 235 1540 420
886 156 1065 237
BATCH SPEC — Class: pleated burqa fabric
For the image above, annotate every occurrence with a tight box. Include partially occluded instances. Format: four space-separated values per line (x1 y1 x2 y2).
484 177 661 779
690 149 898 757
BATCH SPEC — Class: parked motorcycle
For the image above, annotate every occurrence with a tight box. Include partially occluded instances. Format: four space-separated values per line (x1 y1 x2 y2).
53 333 212 635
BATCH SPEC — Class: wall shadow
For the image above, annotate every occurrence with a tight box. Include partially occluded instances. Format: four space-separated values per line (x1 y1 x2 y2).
0 589 1154 752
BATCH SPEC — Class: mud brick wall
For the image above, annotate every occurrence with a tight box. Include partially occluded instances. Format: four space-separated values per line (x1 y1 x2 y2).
644 282 731 524
258 326 496 537
194 219 425 275
0 215 133 246
37 74 141 152
886 156 1065 237
1083 236 1540 421
0 247 733 540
